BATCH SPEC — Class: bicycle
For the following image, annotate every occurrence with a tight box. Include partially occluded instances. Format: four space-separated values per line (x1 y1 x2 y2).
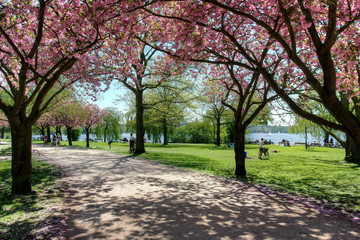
306 143 314 149
263 147 270 159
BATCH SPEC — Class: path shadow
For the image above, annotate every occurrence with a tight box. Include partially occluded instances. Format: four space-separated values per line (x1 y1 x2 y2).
34 146 360 240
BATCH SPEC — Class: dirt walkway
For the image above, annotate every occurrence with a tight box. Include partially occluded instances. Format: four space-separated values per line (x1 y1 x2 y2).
33 145 360 240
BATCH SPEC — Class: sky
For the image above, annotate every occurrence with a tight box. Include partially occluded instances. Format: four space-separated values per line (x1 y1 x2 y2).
93 82 129 113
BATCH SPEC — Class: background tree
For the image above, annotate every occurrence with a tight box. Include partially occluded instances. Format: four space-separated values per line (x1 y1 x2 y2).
169 119 213 143
34 113 52 141
144 74 195 145
80 103 104 148
52 101 83 146
200 97 233 146
95 108 122 143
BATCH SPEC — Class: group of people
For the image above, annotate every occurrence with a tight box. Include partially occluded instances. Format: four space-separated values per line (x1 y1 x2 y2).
42 134 61 147
324 138 334 147
52 134 61 147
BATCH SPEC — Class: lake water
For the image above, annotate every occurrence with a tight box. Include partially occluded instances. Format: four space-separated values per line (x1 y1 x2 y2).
247 132 318 145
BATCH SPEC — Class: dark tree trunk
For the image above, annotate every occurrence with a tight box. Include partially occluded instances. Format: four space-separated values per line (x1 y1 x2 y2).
40 128 45 138
234 123 247 177
46 126 51 143
346 136 360 162
11 123 33 194
56 127 61 136
324 132 329 143
163 118 168 145
135 90 145 154
85 128 90 148
216 117 221 146
66 126 72 146
1 127 5 138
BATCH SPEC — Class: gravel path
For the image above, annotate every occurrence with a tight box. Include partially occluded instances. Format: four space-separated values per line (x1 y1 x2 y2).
33 145 360 240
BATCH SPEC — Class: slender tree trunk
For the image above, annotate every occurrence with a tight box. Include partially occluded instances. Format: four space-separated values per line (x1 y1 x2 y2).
85 128 90 148
11 123 33 194
104 125 108 143
234 123 247 177
163 118 168 145
216 117 221 146
66 126 72 146
135 90 145 153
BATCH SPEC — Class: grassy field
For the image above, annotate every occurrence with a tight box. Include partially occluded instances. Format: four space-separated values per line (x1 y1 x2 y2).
0 144 66 239
55 140 360 213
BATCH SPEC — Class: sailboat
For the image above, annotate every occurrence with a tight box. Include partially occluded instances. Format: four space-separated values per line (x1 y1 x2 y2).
268 131 272 136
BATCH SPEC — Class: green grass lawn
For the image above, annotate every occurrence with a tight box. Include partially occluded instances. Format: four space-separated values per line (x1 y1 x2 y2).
59 140 360 213
0 146 66 239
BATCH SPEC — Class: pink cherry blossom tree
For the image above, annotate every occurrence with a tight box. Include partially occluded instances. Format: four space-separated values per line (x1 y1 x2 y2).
203 62 278 176
100 30 184 153
52 101 85 146
0 0 140 194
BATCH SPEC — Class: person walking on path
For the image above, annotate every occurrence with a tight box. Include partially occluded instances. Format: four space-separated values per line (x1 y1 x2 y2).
129 133 135 153
56 133 61 147
258 138 264 159
108 136 112 149
42 135 47 146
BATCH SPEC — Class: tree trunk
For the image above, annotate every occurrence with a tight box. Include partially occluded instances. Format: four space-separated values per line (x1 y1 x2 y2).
56 127 61 136
324 132 329 144
135 90 145 153
11 123 33 194
66 126 73 146
85 128 90 148
216 117 221 146
234 123 247 177
40 128 45 138
46 126 51 143
163 118 168 145
104 125 108 143
346 136 360 162
1 127 5 138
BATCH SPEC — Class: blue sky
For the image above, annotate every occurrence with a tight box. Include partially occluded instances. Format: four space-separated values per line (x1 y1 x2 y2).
93 82 128 112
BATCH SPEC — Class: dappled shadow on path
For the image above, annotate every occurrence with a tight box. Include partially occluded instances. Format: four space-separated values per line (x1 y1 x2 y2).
34 145 360 240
